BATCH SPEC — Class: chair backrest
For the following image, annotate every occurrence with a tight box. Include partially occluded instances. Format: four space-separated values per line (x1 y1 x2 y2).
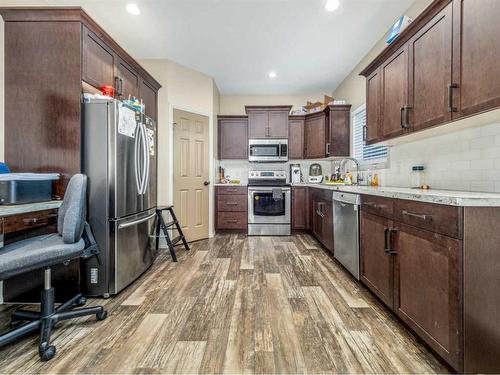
57 174 87 244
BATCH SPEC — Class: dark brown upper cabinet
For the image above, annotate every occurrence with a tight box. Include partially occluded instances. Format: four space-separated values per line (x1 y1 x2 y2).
218 116 248 160
361 0 500 145
0 7 161 195
116 57 139 100
246 106 291 138
453 0 500 119
304 111 328 159
381 44 409 140
408 2 453 131
82 27 115 90
288 115 305 159
366 69 382 143
326 104 351 156
139 78 157 121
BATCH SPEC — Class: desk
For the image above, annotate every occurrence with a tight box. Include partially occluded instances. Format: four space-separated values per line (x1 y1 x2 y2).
0 200 63 304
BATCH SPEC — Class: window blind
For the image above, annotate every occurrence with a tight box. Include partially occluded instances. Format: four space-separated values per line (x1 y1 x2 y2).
352 106 388 163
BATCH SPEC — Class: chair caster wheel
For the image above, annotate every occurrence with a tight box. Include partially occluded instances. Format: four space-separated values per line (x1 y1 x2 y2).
39 345 56 361
76 296 87 306
96 310 108 321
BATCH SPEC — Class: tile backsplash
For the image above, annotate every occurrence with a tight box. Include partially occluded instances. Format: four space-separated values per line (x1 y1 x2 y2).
217 160 333 184
217 121 500 193
377 121 500 192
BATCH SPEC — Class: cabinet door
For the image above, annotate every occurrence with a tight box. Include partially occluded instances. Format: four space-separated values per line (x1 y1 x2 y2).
321 197 334 251
408 2 453 131
453 0 500 118
311 199 323 241
304 114 326 159
288 117 304 159
360 211 394 309
394 223 462 371
366 68 382 144
329 106 350 157
292 187 308 230
116 58 139 100
82 27 115 90
248 110 268 138
267 110 288 138
381 45 409 139
218 117 248 159
139 78 157 122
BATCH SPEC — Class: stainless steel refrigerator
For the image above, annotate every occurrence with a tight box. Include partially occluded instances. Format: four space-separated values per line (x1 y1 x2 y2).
82 99 157 297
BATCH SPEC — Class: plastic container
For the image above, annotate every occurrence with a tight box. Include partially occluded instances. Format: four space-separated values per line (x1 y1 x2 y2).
411 166 425 189
0 173 59 204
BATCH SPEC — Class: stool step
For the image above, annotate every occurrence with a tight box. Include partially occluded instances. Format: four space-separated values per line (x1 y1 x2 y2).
155 206 190 263
164 220 177 228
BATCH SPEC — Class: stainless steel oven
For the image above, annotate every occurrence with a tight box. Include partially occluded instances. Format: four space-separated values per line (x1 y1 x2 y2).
248 139 288 162
248 170 291 236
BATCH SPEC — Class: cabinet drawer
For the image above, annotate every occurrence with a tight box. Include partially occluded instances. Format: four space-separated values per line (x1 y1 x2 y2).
217 194 247 212
361 195 394 219
217 212 247 230
395 200 462 239
3 209 58 234
216 186 247 195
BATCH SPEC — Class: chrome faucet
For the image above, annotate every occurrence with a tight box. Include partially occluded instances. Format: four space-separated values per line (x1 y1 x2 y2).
339 157 361 184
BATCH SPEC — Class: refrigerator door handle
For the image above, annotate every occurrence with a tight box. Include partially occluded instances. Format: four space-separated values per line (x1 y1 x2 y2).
139 123 148 195
134 123 142 194
118 212 157 229
141 123 150 195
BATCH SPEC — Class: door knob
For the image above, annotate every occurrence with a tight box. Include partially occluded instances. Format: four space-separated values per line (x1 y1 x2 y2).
203 181 210 186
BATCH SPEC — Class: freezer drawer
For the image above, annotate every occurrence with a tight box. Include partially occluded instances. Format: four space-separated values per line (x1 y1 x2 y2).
111 209 157 294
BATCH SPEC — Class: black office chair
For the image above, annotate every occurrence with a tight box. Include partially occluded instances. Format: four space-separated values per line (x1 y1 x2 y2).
0 174 107 361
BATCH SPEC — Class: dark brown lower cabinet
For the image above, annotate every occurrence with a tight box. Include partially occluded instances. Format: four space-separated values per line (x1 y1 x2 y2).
292 187 309 230
393 223 462 371
309 188 333 251
215 186 248 231
360 211 394 309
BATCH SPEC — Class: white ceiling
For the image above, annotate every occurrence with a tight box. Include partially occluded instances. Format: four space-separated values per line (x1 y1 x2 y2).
6 0 415 94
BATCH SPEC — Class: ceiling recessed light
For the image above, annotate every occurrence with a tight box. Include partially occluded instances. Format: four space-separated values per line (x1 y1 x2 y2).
325 0 340 12
126 3 141 15
268 71 277 79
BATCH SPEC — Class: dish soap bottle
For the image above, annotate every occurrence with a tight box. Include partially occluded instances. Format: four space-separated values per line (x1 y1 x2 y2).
371 172 379 187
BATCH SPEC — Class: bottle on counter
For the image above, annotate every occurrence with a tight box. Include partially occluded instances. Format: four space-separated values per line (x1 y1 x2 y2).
411 166 425 189
371 172 379 187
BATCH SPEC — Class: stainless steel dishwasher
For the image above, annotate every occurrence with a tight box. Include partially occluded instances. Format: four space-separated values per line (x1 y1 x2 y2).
332 191 361 280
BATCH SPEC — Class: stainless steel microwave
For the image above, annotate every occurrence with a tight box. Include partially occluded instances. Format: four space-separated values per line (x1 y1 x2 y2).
248 139 288 162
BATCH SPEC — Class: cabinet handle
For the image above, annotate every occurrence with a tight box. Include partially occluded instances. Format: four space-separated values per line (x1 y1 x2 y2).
325 143 331 156
448 83 458 112
400 106 411 129
402 210 432 221
362 125 367 142
226 202 238 206
115 76 123 97
23 217 39 225
226 220 238 224
384 227 390 253
363 202 386 210
225 188 238 192
388 228 398 255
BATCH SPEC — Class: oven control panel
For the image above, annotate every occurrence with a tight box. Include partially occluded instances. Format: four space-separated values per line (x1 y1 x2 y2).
248 170 286 179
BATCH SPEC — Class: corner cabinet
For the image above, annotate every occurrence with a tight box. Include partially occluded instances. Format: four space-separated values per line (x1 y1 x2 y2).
0 7 161 197
245 106 291 138
361 0 500 144
309 188 333 251
218 116 248 160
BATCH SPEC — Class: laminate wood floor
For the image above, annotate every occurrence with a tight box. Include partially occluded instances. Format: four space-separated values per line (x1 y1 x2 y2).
0 234 449 374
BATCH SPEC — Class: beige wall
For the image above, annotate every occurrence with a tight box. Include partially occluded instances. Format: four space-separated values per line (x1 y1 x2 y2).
332 0 433 110
219 93 328 115
139 59 220 236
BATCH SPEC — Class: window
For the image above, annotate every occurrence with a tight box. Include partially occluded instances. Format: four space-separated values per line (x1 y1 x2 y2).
352 105 388 165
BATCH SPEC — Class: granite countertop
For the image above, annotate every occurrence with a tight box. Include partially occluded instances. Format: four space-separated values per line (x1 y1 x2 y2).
214 183 248 187
292 183 500 207
0 200 63 217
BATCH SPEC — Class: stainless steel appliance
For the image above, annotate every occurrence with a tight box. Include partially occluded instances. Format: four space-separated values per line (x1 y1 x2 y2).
248 139 288 162
248 170 291 236
82 99 157 297
332 191 360 279
308 163 323 184
290 164 302 184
